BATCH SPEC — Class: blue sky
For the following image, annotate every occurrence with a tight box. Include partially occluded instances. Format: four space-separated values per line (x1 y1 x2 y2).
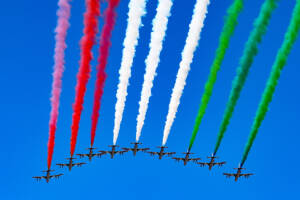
1 0 300 199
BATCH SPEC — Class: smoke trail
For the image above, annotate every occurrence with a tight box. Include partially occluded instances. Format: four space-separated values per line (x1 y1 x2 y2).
70 0 100 157
162 0 210 146
90 0 120 147
184 0 244 150
134 0 174 143
210 0 278 154
47 0 71 169
241 0 300 166
113 0 147 145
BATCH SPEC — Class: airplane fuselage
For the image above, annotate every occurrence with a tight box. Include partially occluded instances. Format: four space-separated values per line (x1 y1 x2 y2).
159 147 169 160
158 153 163 160
68 159 73 171
46 172 51 183
88 149 94 161
208 157 215 170
132 143 138 156
183 154 190 166
110 146 116 159
158 149 165 160
88 154 93 161
235 169 242 182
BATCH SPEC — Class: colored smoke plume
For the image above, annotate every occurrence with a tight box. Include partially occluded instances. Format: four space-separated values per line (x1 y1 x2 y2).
70 0 100 156
47 0 72 169
90 0 120 147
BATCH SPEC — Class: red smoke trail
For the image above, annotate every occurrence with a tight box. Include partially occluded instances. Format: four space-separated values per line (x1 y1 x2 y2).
70 0 100 157
90 0 120 147
47 0 71 170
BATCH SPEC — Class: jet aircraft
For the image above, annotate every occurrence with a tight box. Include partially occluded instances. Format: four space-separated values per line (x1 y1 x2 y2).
76 147 104 162
223 165 254 182
197 154 226 170
56 157 86 171
147 146 176 160
32 169 63 183
99 145 127 159
122 142 150 156
172 151 201 166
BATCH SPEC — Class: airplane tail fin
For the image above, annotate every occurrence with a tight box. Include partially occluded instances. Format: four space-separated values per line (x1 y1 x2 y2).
234 167 245 170
183 152 194 154
66 157 76 160
131 142 142 145
207 156 218 159
158 146 167 149
42 170 54 173
108 145 119 147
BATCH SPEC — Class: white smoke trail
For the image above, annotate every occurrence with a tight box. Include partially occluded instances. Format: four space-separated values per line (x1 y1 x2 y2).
135 0 174 142
113 0 147 145
162 0 210 146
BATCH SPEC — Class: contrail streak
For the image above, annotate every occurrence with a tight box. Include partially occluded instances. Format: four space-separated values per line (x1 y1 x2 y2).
135 0 174 142
187 0 243 151
70 0 100 157
90 0 120 147
162 0 210 146
113 0 147 145
212 0 278 155
241 0 300 166
47 0 72 170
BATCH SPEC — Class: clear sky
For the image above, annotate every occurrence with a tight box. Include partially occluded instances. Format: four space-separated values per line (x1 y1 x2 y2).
1 0 299 199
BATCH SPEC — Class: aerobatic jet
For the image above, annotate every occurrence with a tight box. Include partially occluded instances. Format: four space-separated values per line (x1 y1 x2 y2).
172 151 201 166
223 165 254 182
197 154 226 170
32 169 63 183
122 142 150 156
99 145 128 159
56 157 86 171
76 147 104 162
147 146 176 160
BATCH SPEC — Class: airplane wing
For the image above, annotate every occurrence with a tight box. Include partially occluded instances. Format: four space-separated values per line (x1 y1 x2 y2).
216 162 226 167
223 173 235 178
53 174 63 179
94 153 105 157
32 176 44 181
73 163 86 167
117 150 128 155
166 152 176 156
48 174 63 179
99 151 109 154
135 148 149 153
56 163 69 167
147 152 158 156
241 173 254 178
76 154 88 158
197 162 208 167
190 158 201 163
140 148 150 152
172 157 184 162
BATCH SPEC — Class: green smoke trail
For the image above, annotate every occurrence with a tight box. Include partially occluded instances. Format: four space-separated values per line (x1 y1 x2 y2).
241 0 300 166
212 0 278 154
188 0 244 151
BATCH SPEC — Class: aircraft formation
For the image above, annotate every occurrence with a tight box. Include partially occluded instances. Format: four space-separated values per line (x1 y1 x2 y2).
34 0 300 184
33 143 254 183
